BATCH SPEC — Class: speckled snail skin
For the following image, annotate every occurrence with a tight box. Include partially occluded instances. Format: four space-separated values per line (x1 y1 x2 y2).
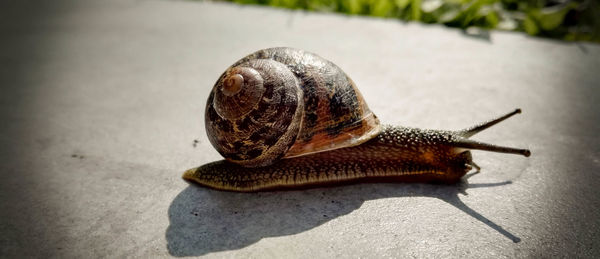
183 47 531 192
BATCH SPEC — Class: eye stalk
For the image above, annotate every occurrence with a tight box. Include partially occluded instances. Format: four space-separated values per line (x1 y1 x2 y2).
222 74 244 96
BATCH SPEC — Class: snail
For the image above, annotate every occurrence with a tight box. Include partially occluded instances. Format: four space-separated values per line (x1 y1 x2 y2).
183 47 531 192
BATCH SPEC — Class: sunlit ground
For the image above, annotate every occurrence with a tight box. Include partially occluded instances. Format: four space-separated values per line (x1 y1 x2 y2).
0 0 598 257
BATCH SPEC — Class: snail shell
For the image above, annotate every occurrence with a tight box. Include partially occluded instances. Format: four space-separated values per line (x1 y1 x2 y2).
205 47 380 167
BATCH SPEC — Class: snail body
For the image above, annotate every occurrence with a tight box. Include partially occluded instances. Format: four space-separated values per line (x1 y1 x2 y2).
184 47 531 192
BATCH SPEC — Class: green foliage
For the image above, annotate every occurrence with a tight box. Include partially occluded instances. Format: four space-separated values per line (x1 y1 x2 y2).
225 0 600 43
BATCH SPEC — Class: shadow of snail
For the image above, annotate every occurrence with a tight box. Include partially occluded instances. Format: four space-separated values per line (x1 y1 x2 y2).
166 176 520 257
166 48 529 256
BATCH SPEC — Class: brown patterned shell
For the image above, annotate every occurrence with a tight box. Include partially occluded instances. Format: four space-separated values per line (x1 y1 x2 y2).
205 47 381 167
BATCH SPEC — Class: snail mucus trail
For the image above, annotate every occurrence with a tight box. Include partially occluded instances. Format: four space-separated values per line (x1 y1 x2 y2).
184 47 531 192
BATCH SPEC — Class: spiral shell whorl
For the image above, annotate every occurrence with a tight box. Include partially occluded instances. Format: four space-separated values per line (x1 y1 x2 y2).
213 67 265 120
206 59 304 167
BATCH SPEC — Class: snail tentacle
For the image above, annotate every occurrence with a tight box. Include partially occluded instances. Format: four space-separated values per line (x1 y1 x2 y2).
458 108 522 138
452 109 531 157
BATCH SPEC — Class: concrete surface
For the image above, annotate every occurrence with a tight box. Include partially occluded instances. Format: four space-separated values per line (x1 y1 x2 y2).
1 0 599 257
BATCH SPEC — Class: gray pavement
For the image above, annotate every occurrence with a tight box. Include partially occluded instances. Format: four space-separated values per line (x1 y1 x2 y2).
1 0 599 257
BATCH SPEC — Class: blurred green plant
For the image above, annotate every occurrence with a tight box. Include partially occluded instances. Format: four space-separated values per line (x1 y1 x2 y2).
223 0 600 42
